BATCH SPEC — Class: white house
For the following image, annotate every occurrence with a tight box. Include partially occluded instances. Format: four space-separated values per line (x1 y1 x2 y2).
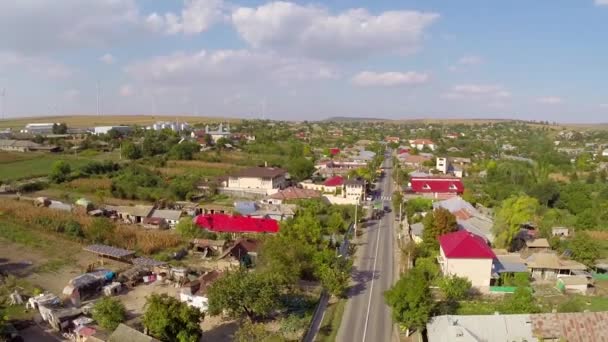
344 179 365 201
438 230 495 287
21 123 56 134
409 139 436 151
227 167 287 190
436 157 448 174
147 121 190 132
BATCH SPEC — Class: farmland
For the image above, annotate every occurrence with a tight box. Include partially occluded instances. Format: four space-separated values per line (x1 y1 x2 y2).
0 153 99 181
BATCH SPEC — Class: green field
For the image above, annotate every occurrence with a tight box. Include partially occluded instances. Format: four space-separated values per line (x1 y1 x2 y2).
0 154 96 182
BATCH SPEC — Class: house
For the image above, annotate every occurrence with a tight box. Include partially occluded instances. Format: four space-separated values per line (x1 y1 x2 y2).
328 147 340 156
400 154 432 168
556 276 590 294
262 187 321 205
180 270 222 312
344 179 365 201
108 323 160 342
142 217 169 229
492 253 528 280
385 136 400 144
197 204 233 216
436 157 468 177
603 148 608 157
525 238 551 253
525 252 587 280
93 126 131 135
195 214 279 234
427 314 535 342
0 139 59 152
323 175 345 193
408 176 464 199
227 167 287 190
191 239 228 256
250 203 296 221
438 230 496 287
428 312 608 342
410 139 436 151
149 209 182 228
552 227 570 238
109 205 155 224
410 222 424 244
219 238 260 265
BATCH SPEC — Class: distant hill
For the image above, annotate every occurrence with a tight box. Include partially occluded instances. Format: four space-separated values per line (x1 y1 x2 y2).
323 116 390 122
0 115 238 129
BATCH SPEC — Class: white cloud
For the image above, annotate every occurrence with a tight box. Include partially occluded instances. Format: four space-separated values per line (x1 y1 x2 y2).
0 51 72 78
119 84 134 97
64 89 80 100
443 84 511 100
125 49 336 86
0 1 142 54
351 71 429 87
100 53 115 64
595 0 608 6
146 0 225 35
231 2 439 60
600 103 608 108
537 96 563 104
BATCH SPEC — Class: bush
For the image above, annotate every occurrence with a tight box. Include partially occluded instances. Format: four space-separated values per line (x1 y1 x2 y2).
92 297 126 331
65 220 84 239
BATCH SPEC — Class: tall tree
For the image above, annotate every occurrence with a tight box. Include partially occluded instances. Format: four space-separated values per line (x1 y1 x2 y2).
384 268 433 333
92 297 126 331
568 232 600 267
493 195 539 249
207 268 280 321
49 160 71 183
142 294 202 342
422 207 458 248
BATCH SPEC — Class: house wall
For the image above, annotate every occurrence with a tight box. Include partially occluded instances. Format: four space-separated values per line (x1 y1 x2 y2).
440 248 492 287
345 184 364 200
323 195 358 205
228 175 285 190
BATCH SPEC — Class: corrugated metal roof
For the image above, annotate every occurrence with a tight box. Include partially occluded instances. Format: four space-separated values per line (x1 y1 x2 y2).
84 244 135 258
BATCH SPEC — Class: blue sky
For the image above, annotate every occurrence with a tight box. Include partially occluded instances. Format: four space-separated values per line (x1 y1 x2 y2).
0 0 607 122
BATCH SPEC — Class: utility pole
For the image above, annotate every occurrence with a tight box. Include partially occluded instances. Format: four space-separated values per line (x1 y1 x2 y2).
353 201 358 240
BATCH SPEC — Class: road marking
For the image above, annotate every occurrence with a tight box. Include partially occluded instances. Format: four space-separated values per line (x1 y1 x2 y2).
361 196 384 342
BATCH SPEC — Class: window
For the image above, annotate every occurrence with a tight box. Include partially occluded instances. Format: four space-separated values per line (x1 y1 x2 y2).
449 184 458 190
423 184 431 190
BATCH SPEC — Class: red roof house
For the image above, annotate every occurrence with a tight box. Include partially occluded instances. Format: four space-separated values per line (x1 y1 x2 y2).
329 148 340 156
195 214 279 234
323 175 344 187
409 176 464 199
438 230 495 287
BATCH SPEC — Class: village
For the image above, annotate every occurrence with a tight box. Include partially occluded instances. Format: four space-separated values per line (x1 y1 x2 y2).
1 118 608 341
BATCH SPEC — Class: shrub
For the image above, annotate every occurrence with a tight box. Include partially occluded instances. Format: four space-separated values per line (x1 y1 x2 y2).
92 297 126 331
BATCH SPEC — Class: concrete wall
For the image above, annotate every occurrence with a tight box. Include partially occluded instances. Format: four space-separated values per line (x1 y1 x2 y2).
440 248 492 287
323 195 358 205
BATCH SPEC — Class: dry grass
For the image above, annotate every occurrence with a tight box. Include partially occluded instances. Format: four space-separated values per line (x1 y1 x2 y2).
0 199 182 254
64 178 112 192
587 231 608 240
0 152 35 163
0 115 239 129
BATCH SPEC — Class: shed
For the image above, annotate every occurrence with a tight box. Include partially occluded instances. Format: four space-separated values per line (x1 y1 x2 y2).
552 227 570 238
84 244 135 263
557 276 589 294
150 209 182 227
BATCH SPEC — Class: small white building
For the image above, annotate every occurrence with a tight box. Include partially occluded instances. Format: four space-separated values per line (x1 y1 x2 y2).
150 209 182 228
21 123 56 134
557 276 589 294
436 157 448 174
409 139 436 151
551 227 570 238
147 121 190 132
344 179 365 201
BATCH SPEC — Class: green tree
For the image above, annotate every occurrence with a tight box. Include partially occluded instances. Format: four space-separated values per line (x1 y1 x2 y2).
64 220 84 239
52 122 68 134
286 157 315 181
207 268 280 321
175 217 200 239
234 320 274 342
568 232 600 267
327 211 345 235
438 275 471 301
422 207 458 248
121 141 142 160
493 195 539 249
142 293 202 342
498 287 540 314
169 141 200 160
384 268 433 332
49 161 71 183
392 191 403 215
92 297 126 331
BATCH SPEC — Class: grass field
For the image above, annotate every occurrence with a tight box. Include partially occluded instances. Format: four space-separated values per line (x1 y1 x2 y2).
0 115 239 129
0 154 95 181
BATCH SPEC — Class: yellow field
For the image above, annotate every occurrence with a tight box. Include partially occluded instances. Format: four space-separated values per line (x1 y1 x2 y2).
0 115 239 129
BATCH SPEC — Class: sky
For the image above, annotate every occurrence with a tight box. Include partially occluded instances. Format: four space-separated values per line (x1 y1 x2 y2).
0 0 607 123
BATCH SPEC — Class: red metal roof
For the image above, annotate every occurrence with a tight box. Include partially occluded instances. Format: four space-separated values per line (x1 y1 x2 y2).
439 230 495 259
398 148 411 155
195 214 279 234
329 148 340 155
323 175 344 187
410 177 464 194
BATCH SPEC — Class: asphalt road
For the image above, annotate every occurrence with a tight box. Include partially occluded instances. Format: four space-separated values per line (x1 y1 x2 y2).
337 156 395 342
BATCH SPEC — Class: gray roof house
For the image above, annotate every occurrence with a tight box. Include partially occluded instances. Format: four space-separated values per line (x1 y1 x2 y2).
427 314 535 342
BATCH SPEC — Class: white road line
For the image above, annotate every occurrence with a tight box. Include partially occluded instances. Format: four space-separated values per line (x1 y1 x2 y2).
362 191 385 341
